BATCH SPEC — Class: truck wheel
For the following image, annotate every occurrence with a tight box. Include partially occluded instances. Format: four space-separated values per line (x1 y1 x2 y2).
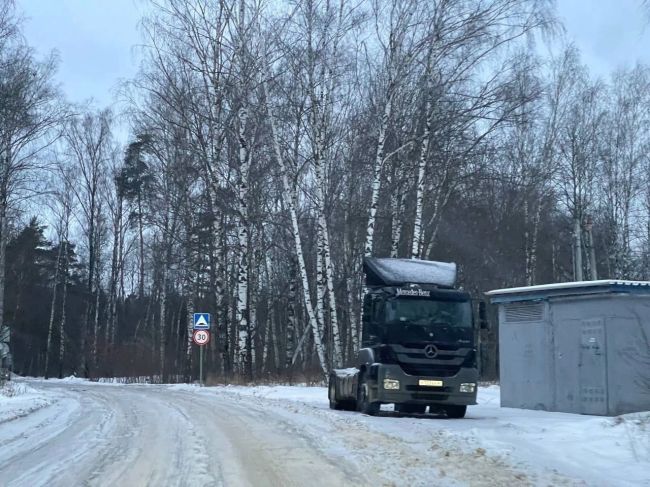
341 400 357 411
357 372 380 416
396 404 426 414
444 405 467 418
328 376 340 410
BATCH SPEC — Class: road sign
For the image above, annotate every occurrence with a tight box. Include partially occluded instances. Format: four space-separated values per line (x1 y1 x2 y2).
193 313 210 330
193 329 210 346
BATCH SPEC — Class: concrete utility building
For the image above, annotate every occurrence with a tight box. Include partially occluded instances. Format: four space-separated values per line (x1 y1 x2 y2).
486 281 650 416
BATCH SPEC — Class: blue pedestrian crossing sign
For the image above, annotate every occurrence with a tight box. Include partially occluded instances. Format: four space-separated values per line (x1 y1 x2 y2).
193 313 210 330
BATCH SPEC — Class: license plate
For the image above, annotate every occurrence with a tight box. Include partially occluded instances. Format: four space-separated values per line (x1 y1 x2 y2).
418 379 443 387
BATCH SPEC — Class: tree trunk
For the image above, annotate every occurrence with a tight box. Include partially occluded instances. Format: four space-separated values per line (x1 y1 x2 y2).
58 240 69 378
81 203 97 377
249 264 258 376
44 241 63 379
92 278 100 371
261 303 270 374
0 145 10 337
270 307 280 372
316 224 326 341
286 262 297 368
107 193 123 349
586 223 598 280
423 183 453 259
236 107 250 377
529 201 541 285
159 267 167 381
217 215 227 378
574 216 583 281
390 187 404 259
0 201 7 340
138 192 145 298
321 221 343 368
185 295 194 382
364 93 393 257
412 58 433 259
346 275 359 357
524 199 532 286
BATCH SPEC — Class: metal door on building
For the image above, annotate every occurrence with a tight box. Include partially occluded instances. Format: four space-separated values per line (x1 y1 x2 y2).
579 318 608 415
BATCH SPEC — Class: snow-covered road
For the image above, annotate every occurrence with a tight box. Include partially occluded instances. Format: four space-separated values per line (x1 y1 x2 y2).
0 379 648 486
0 380 368 487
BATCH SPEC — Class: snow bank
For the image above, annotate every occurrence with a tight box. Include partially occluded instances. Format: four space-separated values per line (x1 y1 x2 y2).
59 375 89 383
26 375 179 386
0 381 52 423
1 381 38 398
217 384 328 406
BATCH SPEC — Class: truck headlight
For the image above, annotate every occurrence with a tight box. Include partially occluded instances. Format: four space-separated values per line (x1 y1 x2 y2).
460 383 476 393
383 379 400 390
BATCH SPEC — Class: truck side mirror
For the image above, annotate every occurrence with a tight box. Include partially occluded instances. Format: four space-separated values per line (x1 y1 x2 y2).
478 301 489 330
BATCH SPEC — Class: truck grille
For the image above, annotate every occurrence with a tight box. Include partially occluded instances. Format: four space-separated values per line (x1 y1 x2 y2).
398 363 460 377
390 343 473 378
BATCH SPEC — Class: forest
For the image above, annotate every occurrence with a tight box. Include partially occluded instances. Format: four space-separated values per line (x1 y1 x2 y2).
1 0 650 383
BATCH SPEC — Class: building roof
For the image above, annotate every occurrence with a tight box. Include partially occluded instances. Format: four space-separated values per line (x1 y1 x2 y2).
363 257 457 287
486 280 650 303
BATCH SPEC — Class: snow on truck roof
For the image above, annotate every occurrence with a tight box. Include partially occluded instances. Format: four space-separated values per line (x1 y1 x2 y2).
486 279 650 303
363 257 457 287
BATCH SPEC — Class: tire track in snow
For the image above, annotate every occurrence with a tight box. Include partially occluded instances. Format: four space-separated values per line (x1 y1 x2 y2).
215 389 580 487
167 388 370 486
1 386 119 486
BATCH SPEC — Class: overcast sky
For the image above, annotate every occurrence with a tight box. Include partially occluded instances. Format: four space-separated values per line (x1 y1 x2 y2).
21 0 145 109
18 0 650 137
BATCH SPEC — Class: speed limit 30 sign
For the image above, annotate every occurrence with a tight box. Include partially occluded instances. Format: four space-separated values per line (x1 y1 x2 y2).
193 329 210 346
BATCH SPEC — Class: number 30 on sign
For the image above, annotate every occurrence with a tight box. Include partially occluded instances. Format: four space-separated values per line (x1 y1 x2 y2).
193 329 210 346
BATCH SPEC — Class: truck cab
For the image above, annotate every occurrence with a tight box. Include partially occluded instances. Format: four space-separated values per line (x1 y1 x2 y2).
329 257 483 418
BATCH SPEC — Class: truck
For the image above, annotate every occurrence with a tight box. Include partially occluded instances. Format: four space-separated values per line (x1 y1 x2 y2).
328 257 487 418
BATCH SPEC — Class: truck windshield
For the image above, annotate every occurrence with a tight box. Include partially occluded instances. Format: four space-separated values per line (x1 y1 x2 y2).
385 298 472 329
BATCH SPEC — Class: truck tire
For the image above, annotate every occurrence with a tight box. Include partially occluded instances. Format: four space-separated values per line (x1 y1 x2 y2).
328 376 341 410
341 400 357 411
357 372 380 416
444 405 467 418
396 404 426 414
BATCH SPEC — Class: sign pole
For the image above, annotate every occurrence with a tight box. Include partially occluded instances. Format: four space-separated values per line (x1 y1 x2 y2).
192 313 210 387
199 345 203 386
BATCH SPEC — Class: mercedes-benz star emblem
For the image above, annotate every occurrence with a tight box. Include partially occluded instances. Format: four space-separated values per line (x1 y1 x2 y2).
424 344 438 358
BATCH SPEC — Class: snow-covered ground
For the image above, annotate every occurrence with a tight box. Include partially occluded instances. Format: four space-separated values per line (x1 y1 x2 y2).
0 380 53 423
0 378 648 486
181 383 650 486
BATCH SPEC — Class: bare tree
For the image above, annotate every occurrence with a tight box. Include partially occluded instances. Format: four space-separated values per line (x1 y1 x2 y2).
600 65 650 278
63 109 113 374
0 14 63 346
554 51 605 281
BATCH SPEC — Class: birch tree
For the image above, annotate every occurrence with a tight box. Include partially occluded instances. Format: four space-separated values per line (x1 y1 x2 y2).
555 58 605 281
300 0 355 367
363 0 422 257
262 76 329 377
